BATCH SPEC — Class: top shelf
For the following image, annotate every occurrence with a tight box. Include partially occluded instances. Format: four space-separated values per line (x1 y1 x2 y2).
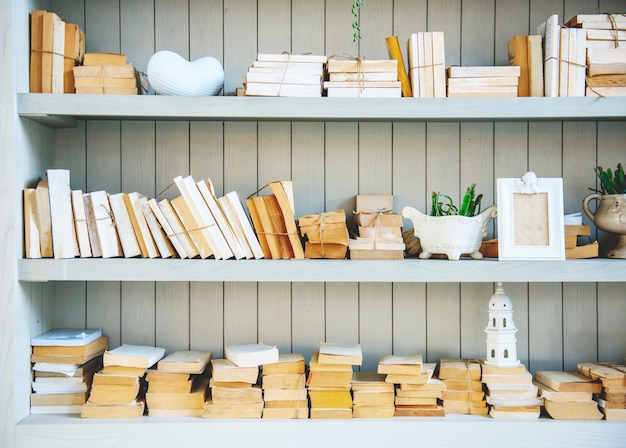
17 93 626 128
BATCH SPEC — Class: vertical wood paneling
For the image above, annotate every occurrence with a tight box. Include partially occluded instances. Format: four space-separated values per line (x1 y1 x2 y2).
563 122 596 216
504 283 530 367
495 0 530 66
563 283 597 370
358 123 393 195
292 282 325 361
224 0 257 94
426 283 461 362
292 0 325 54
360 283 393 371
258 283 292 353
190 282 224 356
53 283 86 328
258 0 291 53
494 123 528 178
392 283 427 356
461 0 495 66
292 123 325 216
529 122 562 177
460 123 494 211
597 283 626 362
121 282 156 345
427 123 460 208
325 0 358 57
190 0 224 62
393 0 427 37
359 0 393 60
428 0 461 66
393 122 426 220
460 283 492 359
528 282 563 371
156 282 190 352
224 283 257 344
87 283 121 347
326 122 359 220
325 283 359 345
529 0 564 36
85 0 120 53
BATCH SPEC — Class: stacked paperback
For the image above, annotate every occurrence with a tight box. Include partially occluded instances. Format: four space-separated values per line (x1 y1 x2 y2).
378 355 444 417
325 58 401 97
349 195 405 260
307 343 362 419
246 181 304 259
29 10 85 94
81 344 165 418
439 358 487 415
350 372 395 418
203 343 277 418
534 370 602 420
298 209 350 259
407 32 446 97
578 362 626 420
482 363 541 420
446 66 520 97
23 169 264 261
73 52 142 95
244 54 326 97
261 353 308 419
30 328 105 414
145 350 212 417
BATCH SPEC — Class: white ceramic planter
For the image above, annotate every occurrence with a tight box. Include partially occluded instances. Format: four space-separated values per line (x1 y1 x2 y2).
401 205 497 260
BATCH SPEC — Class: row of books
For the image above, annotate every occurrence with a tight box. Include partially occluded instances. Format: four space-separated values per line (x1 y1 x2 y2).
23 169 265 260
30 329 626 420
539 13 626 97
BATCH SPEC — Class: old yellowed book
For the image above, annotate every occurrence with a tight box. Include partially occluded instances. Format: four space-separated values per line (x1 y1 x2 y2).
157 350 212 374
83 52 126 66
262 353 305 376
534 370 602 393
378 354 422 375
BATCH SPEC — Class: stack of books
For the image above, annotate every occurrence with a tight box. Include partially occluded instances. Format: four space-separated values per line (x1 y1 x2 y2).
481 363 542 420
203 358 263 418
145 350 212 417
566 13 626 49
578 362 626 421
325 58 401 97
244 53 327 97
350 372 395 418
73 52 142 95
29 10 85 94
378 354 444 417
407 32 446 97
298 210 350 259
261 353 308 419
246 181 304 260
506 35 544 96
534 370 602 420
307 343 362 419
438 358 487 415
30 328 105 414
446 66 520 97
81 344 165 418
22 169 264 261
349 212 405 260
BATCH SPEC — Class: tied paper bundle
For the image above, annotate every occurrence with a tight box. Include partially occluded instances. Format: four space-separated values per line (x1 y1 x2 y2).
438 358 487 416
349 211 405 260
298 210 349 259
324 55 400 97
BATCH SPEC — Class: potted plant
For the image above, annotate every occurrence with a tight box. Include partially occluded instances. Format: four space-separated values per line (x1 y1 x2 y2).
582 163 626 258
401 184 497 260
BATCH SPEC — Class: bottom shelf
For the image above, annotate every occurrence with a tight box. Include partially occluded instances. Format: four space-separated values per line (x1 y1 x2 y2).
16 414 626 447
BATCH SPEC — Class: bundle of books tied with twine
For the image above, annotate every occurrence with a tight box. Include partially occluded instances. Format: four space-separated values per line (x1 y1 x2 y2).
349 195 405 260
298 209 350 259
324 55 401 97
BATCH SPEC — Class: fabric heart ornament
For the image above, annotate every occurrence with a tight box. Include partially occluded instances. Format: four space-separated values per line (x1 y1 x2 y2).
147 50 224 96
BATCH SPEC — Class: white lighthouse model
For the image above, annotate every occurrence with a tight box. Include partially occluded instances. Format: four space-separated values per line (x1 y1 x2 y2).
484 282 520 367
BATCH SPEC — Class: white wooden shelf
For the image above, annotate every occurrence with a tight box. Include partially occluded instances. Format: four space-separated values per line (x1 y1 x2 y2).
18 258 626 283
17 93 626 128
16 414 626 448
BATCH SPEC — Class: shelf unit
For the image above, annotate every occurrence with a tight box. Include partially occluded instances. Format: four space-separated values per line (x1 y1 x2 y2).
4 1 626 447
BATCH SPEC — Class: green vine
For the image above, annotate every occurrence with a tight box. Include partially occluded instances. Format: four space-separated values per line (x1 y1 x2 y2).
352 0 364 42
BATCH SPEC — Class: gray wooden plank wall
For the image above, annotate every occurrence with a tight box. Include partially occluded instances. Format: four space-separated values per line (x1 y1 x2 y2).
23 0 625 373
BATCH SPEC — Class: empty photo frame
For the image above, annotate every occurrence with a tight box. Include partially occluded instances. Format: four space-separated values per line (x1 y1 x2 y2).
497 172 565 260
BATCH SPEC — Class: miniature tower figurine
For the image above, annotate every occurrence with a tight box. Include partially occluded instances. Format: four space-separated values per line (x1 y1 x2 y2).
485 282 520 367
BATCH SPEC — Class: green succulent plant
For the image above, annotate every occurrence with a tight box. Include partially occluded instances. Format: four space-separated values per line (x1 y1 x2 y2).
591 163 626 195
430 183 483 217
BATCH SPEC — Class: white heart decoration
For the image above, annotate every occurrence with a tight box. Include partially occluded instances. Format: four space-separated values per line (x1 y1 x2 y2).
147 50 224 96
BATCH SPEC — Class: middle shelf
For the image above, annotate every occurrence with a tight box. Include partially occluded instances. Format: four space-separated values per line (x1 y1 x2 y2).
18 258 626 283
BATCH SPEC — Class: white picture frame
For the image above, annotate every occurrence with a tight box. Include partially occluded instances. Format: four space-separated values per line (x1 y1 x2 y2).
497 172 565 261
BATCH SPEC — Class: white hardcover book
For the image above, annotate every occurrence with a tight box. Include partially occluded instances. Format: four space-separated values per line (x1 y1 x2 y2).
108 192 141 258
407 33 420 97
432 31 446 97
139 196 175 258
82 193 102 257
575 28 586 96
559 28 570 96
89 190 122 258
46 169 75 258
217 195 254 259
568 28 577 97
103 344 166 368
196 179 246 260
173 175 233 260
31 328 103 346
223 191 264 259
147 198 188 258
538 14 559 97
35 180 53 258
71 190 92 258
224 343 279 367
